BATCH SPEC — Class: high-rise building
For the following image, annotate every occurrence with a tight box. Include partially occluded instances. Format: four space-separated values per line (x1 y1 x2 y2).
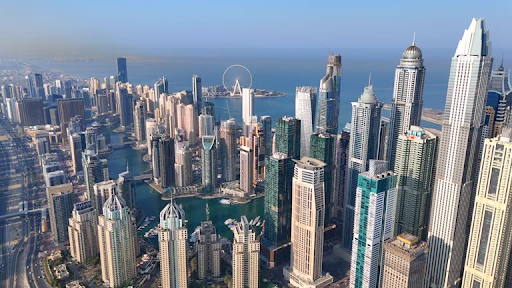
483 62 512 139
232 216 260 288
26 74 35 98
175 142 193 187
117 167 136 211
47 183 74 244
260 116 272 156
381 233 428 288
68 200 99 263
263 153 294 247
34 73 45 99
44 170 67 187
154 76 168 111
246 122 266 181
242 88 254 135
343 80 382 252
159 203 188 288
394 126 437 240
199 114 214 138
462 129 512 287
69 134 84 174
332 128 350 220
239 145 253 195
159 136 176 188
58 98 85 139
220 119 237 182
387 39 426 169
201 135 217 193
425 18 493 287
295 86 317 157
378 117 390 161
316 54 341 134
183 104 198 146
310 132 335 224
350 160 395 288
93 180 117 215
197 221 221 280
274 116 301 159
152 134 162 183
133 99 147 144
83 153 109 208
146 118 165 155
192 75 202 113
117 85 134 130
98 195 138 288
285 157 333 287
116 57 128 83
20 98 44 126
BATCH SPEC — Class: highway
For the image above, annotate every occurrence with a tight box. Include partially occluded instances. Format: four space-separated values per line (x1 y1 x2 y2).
0 118 48 288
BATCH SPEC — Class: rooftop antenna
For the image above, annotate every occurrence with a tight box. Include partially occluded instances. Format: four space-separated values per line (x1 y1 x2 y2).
412 32 416 46
368 73 372 86
206 203 210 221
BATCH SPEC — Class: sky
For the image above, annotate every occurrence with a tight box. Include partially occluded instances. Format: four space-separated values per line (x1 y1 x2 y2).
0 0 510 58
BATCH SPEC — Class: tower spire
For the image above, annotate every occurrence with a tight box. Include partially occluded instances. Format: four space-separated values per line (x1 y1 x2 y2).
126 161 129 173
368 73 372 87
412 32 416 46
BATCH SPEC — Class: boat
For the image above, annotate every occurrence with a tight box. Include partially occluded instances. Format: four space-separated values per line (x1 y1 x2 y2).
219 199 232 205
224 218 234 226
149 216 156 221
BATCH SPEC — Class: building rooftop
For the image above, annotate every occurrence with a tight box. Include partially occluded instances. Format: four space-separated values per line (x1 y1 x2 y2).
385 233 428 260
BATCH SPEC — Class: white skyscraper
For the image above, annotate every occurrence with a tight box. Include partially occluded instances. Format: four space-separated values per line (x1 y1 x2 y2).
387 37 426 170
284 157 333 288
232 216 260 288
239 145 253 195
425 18 493 287
295 86 317 158
98 195 138 288
462 129 512 288
242 88 254 135
159 203 188 288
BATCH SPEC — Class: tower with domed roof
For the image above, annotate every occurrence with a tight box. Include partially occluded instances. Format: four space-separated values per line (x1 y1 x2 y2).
387 34 426 170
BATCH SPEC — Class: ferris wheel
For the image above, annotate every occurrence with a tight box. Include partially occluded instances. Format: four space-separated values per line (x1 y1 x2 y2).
222 64 253 96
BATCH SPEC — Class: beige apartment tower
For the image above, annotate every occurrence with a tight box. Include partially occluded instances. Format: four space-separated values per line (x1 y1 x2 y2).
232 216 260 288
381 233 428 288
462 129 512 288
98 195 138 288
196 221 221 279
68 200 99 263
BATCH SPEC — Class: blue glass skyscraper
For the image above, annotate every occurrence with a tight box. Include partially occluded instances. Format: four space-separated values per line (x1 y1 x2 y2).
117 57 128 83
316 54 341 134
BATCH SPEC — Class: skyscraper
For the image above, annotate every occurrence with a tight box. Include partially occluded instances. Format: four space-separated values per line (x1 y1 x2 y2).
82 153 109 209
425 18 493 287
295 86 317 157
246 122 266 181
232 216 260 288
117 85 134 130
274 116 301 159
175 142 193 187
159 136 176 188
484 62 512 138
316 54 341 134
199 114 214 137
260 116 272 156
381 233 428 288
69 133 83 174
133 99 147 144
192 75 202 113
310 132 335 224
220 119 237 182
98 195 138 288
394 126 437 240
93 180 117 215
68 200 99 263
47 183 74 244
332 129 350 220
343 79 382 252
263 153 294 246
58 98 85 139
202 135 217 193
242 88 254 135
117 57 128 83
350 160 395 288
196 221 221 280
117 167 136 211
20 98 44 126
387 38 426 170
154 76 168 111
462 129 512 287
239 145 253 195
34 73 45 99
285 157 333 287
159 203 188 288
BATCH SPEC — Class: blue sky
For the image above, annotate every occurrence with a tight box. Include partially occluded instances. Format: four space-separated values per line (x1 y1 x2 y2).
1 0 510 57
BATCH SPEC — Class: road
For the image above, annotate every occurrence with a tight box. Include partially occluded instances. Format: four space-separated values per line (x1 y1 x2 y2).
0 118 48 288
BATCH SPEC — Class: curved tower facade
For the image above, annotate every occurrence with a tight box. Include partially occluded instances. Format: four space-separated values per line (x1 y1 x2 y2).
316 54 341 134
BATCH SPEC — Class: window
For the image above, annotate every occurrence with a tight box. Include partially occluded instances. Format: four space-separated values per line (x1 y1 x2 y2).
488 168 500 195
476 211 493 266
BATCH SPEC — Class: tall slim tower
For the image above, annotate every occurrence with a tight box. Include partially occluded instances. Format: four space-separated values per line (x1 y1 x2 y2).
387 38 426 170
285 157 333 287
159 136 176 188
116 57 128 83
343 79 382 252
231 216 260 288
239 145 254 195
394 126 437 240
310 132 335 225
192 75 202 113
260 116 272 156
68 200 99 263
316 54 341 134
242 88 254 135
220 119 237 182
47 183 74 244
98 195 138 288
118 167 136 211
462 129 512 288
175 142 193 187
196 221 221 280
154 76 168 111
425 18 493 287
274 116 301 159
92 180 117 216
295 86 317 157
159 203 188 288
133 99 147 144
349 160 395 288
201 135 217 193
